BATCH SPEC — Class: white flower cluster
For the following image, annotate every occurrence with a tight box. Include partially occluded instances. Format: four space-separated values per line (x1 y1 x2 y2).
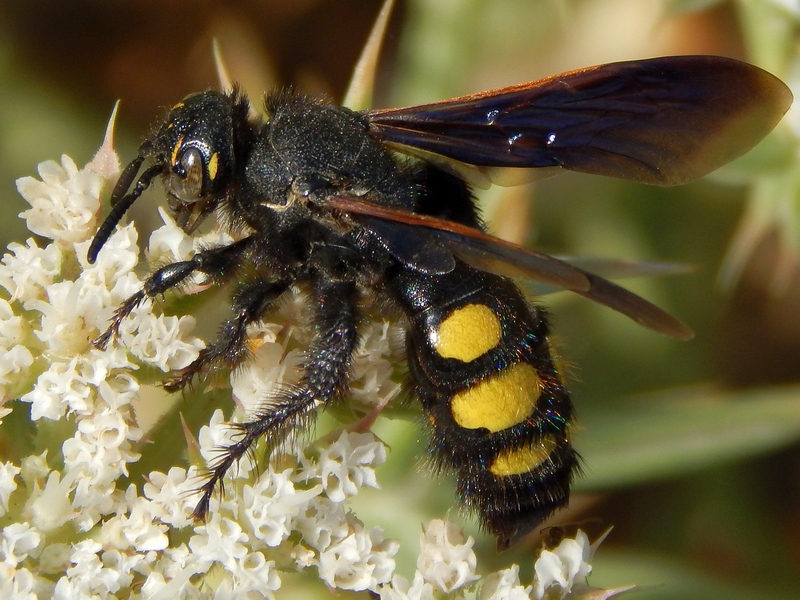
0 115 621 599
380 524 630 600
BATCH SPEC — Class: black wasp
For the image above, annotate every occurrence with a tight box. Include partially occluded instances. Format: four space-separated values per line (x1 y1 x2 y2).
88 56 790 550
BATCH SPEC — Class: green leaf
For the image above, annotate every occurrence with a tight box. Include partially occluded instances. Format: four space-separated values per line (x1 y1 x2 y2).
576 384 800 490
592 549 799 600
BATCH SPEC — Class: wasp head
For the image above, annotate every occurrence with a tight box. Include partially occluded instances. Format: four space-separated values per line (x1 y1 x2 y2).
154 91 244 233
87 90 251 264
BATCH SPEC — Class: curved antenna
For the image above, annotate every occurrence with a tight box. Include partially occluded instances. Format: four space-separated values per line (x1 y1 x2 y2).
109 155 145 206
87 163 163 264
110 140 153 205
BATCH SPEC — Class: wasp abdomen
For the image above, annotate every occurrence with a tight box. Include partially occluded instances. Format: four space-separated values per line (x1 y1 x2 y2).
393 262 577 549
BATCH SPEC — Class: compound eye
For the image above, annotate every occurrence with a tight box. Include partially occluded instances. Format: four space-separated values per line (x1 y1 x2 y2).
171 146 205 202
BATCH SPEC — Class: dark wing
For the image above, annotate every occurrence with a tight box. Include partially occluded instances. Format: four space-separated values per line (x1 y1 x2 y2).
525 256 692 297
366 56 792 186
328 197 693 340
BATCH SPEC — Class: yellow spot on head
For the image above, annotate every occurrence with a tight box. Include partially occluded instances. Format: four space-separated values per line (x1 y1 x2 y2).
489 434 560 476
451 363 542 432
432 304 501 362
171 135 185 168
208 152 219 181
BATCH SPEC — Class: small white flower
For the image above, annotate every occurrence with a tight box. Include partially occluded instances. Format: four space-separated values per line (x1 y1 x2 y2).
189 512 250 572
316 524 398 592
0 298 26 347
148 207 197 263
229 551 282 598
0 461 21 517
290 544 316 569
0 239 61 304
533 530 593 600
115 486 170 552
26 469 78 532
1 565 53 599
479 565 533 600
294 496 352 552
120 311 203 372
141 543 207 599
28 279 105 355
19 452 50 484
142 467 197 528
379 572 436 600
16 155 104 244
0 344 34 392
241 466 323 547
97 548 149 593
64 406 140 479
60 538 134 597
314 430 386 502
416 519 479 593
82 347 138 388
349 320 403 402
1 522 43 567
22 359 90 421
76 224 141 298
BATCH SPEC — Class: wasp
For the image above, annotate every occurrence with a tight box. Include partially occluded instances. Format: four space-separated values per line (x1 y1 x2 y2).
88 55 790 549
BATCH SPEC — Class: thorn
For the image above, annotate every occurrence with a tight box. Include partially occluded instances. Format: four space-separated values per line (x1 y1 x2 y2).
342 0 395 111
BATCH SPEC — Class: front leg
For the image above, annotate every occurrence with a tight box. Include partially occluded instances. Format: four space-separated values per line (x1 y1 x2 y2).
94 238 254 349
193 276 359 520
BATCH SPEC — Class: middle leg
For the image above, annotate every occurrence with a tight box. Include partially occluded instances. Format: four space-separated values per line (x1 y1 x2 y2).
192 276 359 519
164 277 289 392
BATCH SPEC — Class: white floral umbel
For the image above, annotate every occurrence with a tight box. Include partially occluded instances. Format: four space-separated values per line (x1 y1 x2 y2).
0 99 630 600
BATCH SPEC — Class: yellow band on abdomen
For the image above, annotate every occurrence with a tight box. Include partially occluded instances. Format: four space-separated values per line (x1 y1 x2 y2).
432 303 502 362
450 362 542 432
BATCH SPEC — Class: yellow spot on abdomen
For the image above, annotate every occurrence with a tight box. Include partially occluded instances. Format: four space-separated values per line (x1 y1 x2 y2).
433 304 501 362
489 434 559 476
208 152 219 181
450 362 542 432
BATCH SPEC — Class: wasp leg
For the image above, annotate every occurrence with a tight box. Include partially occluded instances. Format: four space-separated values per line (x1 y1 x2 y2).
192 277 359 520
94 238 255 349
163 278 289 392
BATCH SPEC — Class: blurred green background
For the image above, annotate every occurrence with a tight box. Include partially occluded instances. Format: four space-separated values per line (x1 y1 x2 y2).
2 1 799 598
